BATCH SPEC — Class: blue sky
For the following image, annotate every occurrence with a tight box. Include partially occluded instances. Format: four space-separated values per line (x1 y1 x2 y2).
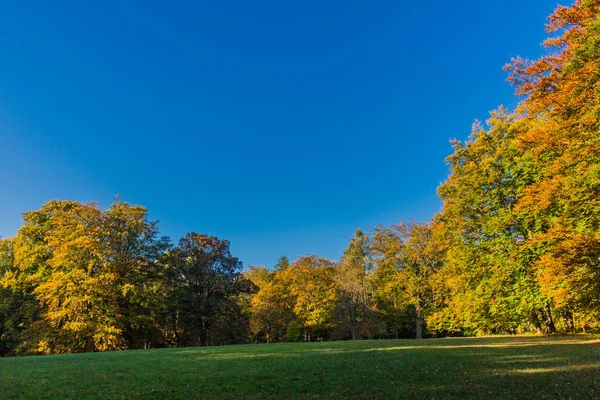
0 0 558 267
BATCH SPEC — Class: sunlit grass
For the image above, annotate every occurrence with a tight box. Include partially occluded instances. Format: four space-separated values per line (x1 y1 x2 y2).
1 335 599 399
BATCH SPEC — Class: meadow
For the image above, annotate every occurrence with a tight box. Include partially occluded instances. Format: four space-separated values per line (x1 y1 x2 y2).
1 335 599 399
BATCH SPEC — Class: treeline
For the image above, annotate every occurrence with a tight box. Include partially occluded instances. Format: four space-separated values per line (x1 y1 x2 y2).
2 0 600 355
0 200 254 355
0 202 451 355
245 224 441 342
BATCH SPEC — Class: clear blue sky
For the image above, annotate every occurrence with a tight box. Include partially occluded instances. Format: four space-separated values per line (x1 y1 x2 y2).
0 0 558 267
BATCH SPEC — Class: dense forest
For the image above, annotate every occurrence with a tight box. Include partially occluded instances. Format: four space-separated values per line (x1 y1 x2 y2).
1 0 600 355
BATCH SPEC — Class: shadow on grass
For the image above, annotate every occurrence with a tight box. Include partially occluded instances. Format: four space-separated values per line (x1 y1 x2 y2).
1 335 599 399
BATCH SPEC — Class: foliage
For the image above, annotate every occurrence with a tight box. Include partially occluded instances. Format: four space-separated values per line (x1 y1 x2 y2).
284 321 301 342
427 0 600 334
335 230 373 340
162 233 251 347
0 200 250 355
505 0 600 325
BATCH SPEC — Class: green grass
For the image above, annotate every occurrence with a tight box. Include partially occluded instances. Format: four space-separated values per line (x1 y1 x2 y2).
1 335 599 399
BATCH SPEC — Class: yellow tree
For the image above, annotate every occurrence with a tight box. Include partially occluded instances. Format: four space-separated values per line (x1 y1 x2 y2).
506 0 600 326
8 199 167 354
248 280 289 342
31 201 123 353
277 255 338 341
0 237 21 355
336 230 373 340
372 222 441 339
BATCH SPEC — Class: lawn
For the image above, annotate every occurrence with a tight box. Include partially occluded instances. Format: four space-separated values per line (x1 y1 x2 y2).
1 335 599 399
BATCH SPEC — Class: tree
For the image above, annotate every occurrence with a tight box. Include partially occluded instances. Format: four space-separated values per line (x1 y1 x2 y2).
101 199 170 349
163 233 249 346
505 0 600 326
371 223 442 339
371 225 412 339
336 230 372 340
283 255 338 341
398 222 443 339
31 201 119 352
274 256 290 272
245 265 287 342
247 279 290 342
431 110 554 335
3 199 168 354
0 238 20 356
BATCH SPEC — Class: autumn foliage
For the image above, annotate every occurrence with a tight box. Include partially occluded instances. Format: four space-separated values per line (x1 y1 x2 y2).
432 0 600 333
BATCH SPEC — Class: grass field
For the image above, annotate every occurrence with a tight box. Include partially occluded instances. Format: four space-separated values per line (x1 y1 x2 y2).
1 335 599 399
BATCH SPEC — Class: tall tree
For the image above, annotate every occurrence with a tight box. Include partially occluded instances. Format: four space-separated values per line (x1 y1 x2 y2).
245 265 286 342
371 225 411 339
505 0 600 326
4 199 168 354
0 238 20 356
372 222 442 339
276 255 338 341
274 256 290 272
336 230 372 340
101 199 170 349
431 110 553 335
163 233 248 346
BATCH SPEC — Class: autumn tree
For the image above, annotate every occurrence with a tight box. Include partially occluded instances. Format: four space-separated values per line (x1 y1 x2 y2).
398 222 443 339
370 225 410 338
336 230 373 340
1 199 170 354
371 222 442 339
0 238 22 356
245 265 288 342
256 255 338 342
505 0 600 327
102 199 171 349
247 278 291 342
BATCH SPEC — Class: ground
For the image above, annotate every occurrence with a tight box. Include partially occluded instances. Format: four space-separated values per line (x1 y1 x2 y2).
1 335 599 399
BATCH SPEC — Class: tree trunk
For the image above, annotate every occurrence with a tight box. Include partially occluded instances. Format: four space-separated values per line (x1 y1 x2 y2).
349 303 358 340
563 310 575 333
173 312 179 347
544 303 556 333
415 303 423 339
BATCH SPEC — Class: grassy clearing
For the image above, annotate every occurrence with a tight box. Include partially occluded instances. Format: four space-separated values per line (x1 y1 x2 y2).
1 335 599 399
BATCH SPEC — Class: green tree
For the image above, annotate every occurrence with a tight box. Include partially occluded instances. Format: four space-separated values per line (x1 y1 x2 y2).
285 321 301 342
431 110 557 335
163 233 249 346
274 256 290 272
